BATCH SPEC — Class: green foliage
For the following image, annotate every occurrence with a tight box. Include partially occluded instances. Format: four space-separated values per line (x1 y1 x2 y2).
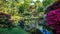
37 7 43 12
19 5 24 13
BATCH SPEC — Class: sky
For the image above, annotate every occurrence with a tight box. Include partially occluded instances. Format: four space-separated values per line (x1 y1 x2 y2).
33 0 43 2
31 0 43 5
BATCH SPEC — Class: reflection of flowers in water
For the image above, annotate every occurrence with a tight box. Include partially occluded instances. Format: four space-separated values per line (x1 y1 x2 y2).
46 9 60 34
0 12 11 19
8 19 14 23
0 12 14 27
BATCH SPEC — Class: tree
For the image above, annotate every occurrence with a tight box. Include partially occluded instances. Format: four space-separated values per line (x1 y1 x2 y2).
43 0 56 8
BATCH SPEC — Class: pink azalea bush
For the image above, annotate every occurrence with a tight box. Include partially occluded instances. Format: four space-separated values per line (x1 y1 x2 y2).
46 9 60 34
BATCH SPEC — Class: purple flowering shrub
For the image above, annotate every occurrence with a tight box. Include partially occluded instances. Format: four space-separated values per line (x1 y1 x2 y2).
46 9 60 34
0 12 14 28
